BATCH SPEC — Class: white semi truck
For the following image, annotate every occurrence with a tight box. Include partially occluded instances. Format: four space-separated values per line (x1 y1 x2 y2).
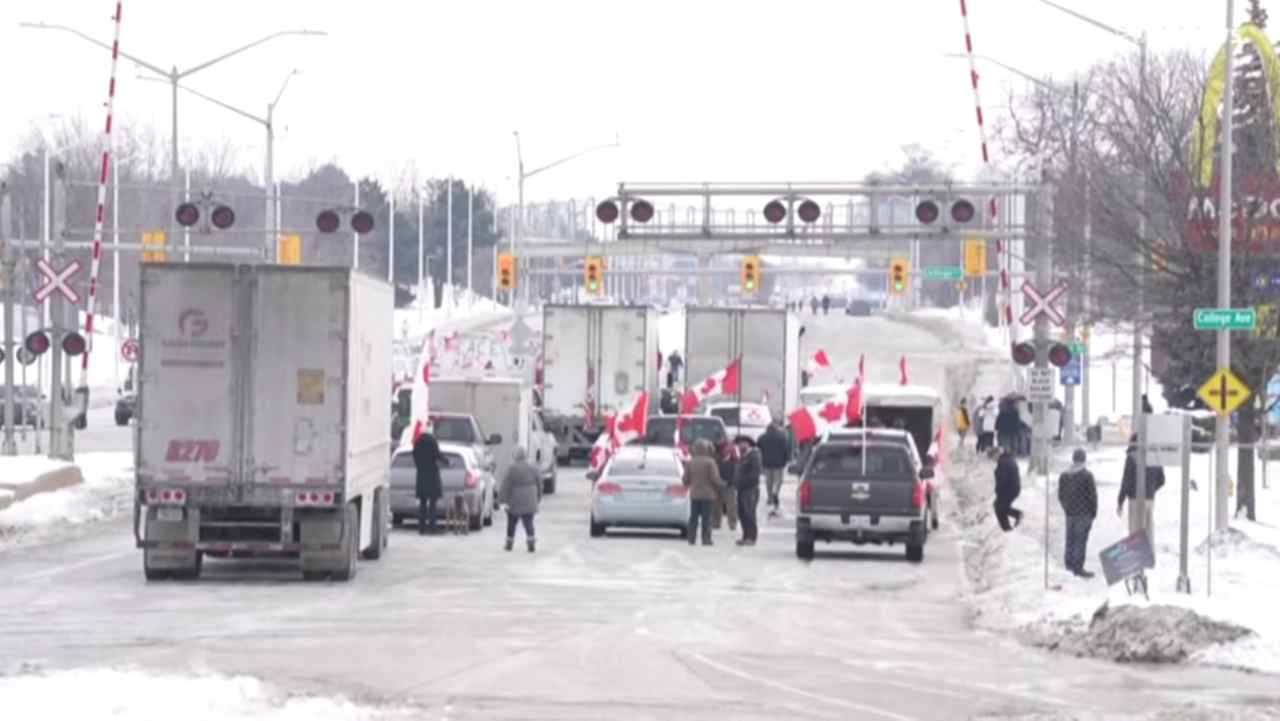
540 304 661 463
133 264 393 582
683 306 801 418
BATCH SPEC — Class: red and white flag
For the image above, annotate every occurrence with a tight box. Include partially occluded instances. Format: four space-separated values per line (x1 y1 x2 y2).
899 355 910 386
409 331 437 446
789 397 849 443
588 392 650 471
846 379 863 426
689 358 741 405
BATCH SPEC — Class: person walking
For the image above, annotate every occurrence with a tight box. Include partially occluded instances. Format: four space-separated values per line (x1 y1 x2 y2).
821 294 831 315
974 396 995 452
667 349 684 386
757 419 790 518
499 447 542 552
1057 448 1098 578
810 296 819 315
712 440 739 532
412 426 447 535
953 398 972 448
733 435 763 545
995 399 1021 454
682 439 726 545
1117 434 1165 549
993 447 1023 532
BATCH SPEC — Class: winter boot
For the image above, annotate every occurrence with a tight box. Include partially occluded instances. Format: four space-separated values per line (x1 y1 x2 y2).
527 538 536 553
504 538 514 552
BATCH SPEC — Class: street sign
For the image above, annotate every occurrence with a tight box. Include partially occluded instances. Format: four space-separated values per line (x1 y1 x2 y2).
923 266 963 281
1020 280 1068 327
33 258 81 304
1193 307 1256 331
1060 344 1083 386
121 338 139 363
1197 368 1251 416
1028 367 1055 402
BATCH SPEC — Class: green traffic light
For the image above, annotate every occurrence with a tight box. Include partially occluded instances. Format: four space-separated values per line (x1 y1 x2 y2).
745 280 756 290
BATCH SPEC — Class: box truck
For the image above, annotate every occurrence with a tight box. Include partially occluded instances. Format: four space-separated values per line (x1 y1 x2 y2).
683 307 801 417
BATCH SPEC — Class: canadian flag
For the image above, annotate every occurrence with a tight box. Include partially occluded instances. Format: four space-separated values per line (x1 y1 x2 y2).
899 355 910 386
788 397 849 444
682 358 741 410
845 379 863 426
810 349 831 370
409 331 437 446
589 392 650 470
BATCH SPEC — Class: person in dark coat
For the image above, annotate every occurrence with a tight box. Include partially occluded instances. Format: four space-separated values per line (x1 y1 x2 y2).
810 297 820 315
821 294 831 315
412 427 448 535
667 350 684 385
733 435 763 545
682 439 726 545
499 447 541 552
993 447 1023 532
1118 434 1165 549
757 420 790 517
995 401 1021 454
712 440 739 531
1057 448 1098 578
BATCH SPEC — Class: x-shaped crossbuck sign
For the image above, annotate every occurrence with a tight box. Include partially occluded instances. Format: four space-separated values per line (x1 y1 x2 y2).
34 258 82 304
1020 280 1068 327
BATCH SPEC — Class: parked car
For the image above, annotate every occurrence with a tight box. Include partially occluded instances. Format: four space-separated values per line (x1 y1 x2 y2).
421 412 502 475
115 392 136 426
794 438 932 562
845 299 875 317
388 443 495 530
704 402 772 441
529 410 559 494
819 427 939 530
586 445 688 538
637 415 728 457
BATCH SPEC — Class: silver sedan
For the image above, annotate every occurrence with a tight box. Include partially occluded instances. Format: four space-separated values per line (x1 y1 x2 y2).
587 446 688 538
390 443 495 531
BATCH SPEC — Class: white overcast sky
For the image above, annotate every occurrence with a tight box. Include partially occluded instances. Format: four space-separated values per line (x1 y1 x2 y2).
1 1 1238 204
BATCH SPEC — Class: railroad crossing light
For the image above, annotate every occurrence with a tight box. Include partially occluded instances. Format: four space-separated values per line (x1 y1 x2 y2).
630 199 655 223
763 200 787 224
584 256 604 295
497 252 518 291
174 202 200 227
915 198 977 226
1011 342 1036 366
315 209 376 235
61 332 87 357
210 204 235 230
797 199 821 224
351 210 375 234
596 200 619 224
741 255 762 294
889 257 909 295
1047 342 1072 368
24 331 50 357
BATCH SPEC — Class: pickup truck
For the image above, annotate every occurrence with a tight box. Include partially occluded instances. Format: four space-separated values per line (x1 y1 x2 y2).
794 438 932 562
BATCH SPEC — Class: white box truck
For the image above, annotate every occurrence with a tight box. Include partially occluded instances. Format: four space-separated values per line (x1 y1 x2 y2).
540 304 660 463
133 264 393 582
422 376 558 493
683 307 801 418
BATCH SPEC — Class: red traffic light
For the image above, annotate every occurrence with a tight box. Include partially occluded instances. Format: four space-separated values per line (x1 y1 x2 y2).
1011 342 1035 366
763 200 787 224
596 200 619 224
316 210 341 233
1048 343 1072 368
351 210 375 234
951 199 976 223
24 331 50 357
797 199 821 224
630 199 654 223
210 205 236 230
62 332 87 357
175 202 200 227
915 200 940 224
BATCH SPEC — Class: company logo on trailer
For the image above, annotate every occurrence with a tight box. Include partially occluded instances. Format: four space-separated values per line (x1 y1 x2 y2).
178 309 209 338
165 439 220 462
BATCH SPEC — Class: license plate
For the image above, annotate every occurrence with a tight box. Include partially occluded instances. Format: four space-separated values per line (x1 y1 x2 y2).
844 514 870 526
157 508 184 522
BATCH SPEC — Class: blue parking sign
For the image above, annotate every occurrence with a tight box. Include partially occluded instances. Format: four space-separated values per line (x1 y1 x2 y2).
1060 354 1082 386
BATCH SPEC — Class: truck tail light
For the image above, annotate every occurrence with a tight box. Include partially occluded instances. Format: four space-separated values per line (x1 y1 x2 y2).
798 480 812 511
145 488 187 505
912 482 926 510
665 484 688 497
464 471 478 489
596 481 622 496
295 491 338 506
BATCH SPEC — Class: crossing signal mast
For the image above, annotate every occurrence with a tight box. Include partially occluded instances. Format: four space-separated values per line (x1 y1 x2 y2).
889 257 910 295
741 255 762 294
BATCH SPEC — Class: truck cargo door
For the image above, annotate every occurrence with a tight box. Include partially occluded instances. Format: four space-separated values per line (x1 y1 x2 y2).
246 270 348 485
541 306 592 416
137 266 240 484
740 310 786 410
598 307 647 409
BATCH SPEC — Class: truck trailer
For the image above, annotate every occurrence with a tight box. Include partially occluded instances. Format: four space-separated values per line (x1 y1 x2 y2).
133 264 392 582
683 306 801 418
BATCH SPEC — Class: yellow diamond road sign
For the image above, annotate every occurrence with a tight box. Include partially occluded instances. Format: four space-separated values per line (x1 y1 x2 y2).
1197 368 1251 416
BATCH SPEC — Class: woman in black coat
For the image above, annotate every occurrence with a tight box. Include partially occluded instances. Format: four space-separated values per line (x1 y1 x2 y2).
413 429 447 535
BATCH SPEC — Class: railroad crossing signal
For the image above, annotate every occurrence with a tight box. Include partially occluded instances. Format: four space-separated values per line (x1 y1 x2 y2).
964 238 986 277
142 230 167 263
1020 280 1068 326
277 234 302 265
1197 368 1251 417
584 256 604 295
741 255 762 294
497 252 518 291
889 258 909 295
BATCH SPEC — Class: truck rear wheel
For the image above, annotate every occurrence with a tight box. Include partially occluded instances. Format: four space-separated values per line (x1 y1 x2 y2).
332 503 360 582
905 544 924 563
172 552 203 581
362 489 388 560
795 539 815 560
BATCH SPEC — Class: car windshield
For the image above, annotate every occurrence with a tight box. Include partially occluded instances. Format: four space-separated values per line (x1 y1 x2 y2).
430 416 478 444
808 444 913 478
607 453 679 478
640 417 724 446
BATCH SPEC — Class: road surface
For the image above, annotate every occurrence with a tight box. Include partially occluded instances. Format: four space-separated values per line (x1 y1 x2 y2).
0 312 1276 720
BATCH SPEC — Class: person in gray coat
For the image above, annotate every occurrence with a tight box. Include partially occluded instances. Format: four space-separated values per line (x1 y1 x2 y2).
499 447 542 552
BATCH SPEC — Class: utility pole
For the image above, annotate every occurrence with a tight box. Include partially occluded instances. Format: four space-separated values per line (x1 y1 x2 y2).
1034 173 1055 590
1215 0 1236 531
2 186 17 456
48 163 68 460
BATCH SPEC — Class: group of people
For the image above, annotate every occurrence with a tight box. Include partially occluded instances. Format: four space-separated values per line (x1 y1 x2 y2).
681 420 792 546
786 295 832 315
411 428 542 552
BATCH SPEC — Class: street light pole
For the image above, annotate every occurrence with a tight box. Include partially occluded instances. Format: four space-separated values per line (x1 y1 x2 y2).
1215 0 1236 532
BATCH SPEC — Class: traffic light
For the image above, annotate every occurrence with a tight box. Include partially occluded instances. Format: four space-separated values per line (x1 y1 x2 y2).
584 257 604 295
741 255 762 294
889 257 910 294
1047 342 1072 368
1011 342 1035 366
497 253 517 291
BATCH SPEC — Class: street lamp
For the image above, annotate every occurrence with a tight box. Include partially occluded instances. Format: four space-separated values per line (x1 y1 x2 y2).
512 131 620 303
136 69 301 260
17 22 325 184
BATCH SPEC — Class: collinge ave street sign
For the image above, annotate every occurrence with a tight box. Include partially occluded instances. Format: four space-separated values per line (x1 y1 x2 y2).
1193 307 1256 331
923 266 963 281
1197 368 1251 416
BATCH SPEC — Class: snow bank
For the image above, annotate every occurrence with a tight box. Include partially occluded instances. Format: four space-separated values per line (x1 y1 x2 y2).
0 451 132 549
0 669 414 720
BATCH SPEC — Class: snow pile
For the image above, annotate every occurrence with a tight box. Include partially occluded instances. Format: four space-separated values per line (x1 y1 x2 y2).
1029 602 1253 663
0 451 132 549
393 286 512 345
0 669 415 720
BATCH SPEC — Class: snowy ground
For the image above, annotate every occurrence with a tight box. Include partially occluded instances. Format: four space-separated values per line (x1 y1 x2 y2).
0 451 133 550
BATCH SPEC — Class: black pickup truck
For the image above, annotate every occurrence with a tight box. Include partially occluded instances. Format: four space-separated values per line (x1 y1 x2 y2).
794 439 932 562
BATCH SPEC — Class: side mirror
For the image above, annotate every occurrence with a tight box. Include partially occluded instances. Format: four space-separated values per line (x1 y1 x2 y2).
487 433 503 445
920 467 935 480
585 470 600 482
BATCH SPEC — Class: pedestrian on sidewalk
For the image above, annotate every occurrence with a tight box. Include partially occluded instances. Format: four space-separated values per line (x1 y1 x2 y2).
757 419 790 518
1057 448 1098 578
412 426 446 535
995 399 1020 454
1117 434 1165 550
733 435 763 546
498 447 541 552
810 297 819 315
993 447 1023 532
953 398 972 447
821 294 831 315
974 396 996 452
682 439 726 546
712 440 740 532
